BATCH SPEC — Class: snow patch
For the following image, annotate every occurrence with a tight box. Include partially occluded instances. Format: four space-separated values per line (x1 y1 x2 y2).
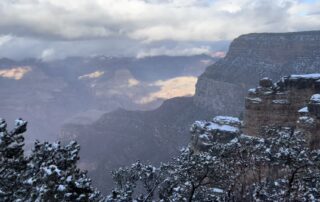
247 97 262 103
206 123 239 133
57 185 66 191
212 188 224 193
212 116 241 126
272 99 289 104
298 107 308 113
290 74 320 79
310 94 320 103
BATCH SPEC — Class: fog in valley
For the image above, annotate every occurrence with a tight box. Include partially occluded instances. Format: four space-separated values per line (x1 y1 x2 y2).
0 55 217 144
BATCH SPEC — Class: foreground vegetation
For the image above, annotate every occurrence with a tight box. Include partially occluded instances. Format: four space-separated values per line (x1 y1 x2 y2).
1 118 319 201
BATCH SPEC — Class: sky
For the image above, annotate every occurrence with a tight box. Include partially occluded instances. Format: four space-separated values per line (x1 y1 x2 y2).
0 0 319 60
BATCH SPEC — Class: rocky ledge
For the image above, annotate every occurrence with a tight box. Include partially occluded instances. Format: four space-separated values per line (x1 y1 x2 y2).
190 116 242 152
243 74 320 148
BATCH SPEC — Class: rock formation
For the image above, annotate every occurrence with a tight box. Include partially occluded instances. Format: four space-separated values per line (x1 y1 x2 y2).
243 74 320 148
192 74 320 152
297 95 320 149
190 116 242 152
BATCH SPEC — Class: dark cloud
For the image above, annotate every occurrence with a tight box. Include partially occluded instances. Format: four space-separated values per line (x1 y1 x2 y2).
0 0 319 59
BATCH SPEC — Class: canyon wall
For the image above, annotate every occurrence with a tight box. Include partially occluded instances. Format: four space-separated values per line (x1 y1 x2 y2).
194 31 320 115
243 74 320 148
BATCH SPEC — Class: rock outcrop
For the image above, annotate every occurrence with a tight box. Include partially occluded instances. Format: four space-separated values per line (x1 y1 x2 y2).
243 74 320 134
192 74 320 152
297 94 320 149
243 74 320 148
190 116 242 152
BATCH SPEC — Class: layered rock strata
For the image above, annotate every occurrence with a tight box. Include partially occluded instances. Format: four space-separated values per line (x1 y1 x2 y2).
192 74 320 151
297 94 320 149
243 74 320 148
190 116 242 152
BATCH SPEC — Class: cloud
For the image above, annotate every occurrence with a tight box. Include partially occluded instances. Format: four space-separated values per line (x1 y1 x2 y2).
210 51 226 58
0 0 319 58
0 35 13 46
128 78 140 87
78 71 105 80
0 66 32 80
40 48 55 61
139 76 197 103
136 46 211 58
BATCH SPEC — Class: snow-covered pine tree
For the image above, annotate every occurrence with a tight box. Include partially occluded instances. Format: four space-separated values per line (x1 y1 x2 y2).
0 118 28 201
0 118 101 201
107 137 261 201
23 140 101 201
252 126 320 201
107 123 320 201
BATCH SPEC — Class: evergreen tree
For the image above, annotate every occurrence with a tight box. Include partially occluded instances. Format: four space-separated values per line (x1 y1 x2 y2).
0 118 101 201
108 126 320 201
252 127 320 201
23 141 101 201
0 118 28 201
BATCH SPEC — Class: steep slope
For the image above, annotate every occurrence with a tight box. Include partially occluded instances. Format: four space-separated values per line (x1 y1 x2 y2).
62 97 215 190
61 30 320 192
243 75 320 149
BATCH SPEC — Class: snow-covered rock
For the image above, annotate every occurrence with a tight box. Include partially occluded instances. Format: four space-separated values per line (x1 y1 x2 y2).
191 116 242 151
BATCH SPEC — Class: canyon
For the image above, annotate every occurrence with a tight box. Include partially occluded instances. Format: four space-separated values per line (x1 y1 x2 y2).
61 30 320 191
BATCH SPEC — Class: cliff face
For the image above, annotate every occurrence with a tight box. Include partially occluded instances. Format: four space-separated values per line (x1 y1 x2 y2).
243 74 320 148
194 31 320 115
61 97 215 192
191 74 320 154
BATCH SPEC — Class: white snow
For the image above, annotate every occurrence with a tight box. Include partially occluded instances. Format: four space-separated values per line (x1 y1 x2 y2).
290 74 320 79
0 118 6 129
43 167 53 175
262 91 274 95
25 178 33 185
15 118 26 127
206 123 239 133
272 99 289 104
310 94 320 103
212 188 224 193
57 185 66 191
199 134 210 140
248 88 256 93
230 138 239 143
298 107 308 113
247 97 262 103
43 165 61 176
213 116 241 126
298 116 315 125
